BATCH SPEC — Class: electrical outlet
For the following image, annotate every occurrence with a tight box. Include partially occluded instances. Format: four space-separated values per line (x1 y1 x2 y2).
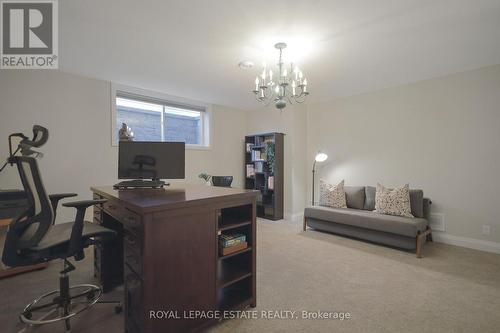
482 225 491 236
429 213 445 232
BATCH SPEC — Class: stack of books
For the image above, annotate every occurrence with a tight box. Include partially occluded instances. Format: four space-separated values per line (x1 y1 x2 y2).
219 233 247 255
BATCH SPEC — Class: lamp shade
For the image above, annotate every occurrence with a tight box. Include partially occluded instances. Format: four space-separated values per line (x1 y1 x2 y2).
314 152 328 163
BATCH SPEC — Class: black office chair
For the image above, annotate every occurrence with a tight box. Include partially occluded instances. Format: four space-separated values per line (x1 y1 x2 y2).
1 126 121 332
211 176 233 187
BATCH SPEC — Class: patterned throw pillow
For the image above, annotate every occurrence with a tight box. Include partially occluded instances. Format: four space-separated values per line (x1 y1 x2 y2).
374 183 414 218
319 180 347 209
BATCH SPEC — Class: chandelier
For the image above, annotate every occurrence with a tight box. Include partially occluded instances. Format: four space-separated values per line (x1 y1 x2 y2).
252 42 309 110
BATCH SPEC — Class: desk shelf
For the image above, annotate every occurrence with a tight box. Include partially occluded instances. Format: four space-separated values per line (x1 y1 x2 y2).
217 276 253 311
218 246 252 260
218 220 251 232
216 204 255 312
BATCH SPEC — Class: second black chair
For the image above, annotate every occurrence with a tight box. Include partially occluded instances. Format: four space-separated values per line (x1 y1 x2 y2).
211 176 233 187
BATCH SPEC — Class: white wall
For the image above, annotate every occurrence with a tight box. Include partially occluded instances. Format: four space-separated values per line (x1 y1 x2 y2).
306 64 500 244
3 64 499 250
245 104 307 219
0 70 247 223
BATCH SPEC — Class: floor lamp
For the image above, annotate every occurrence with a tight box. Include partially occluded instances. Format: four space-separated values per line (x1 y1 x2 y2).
312 152 328 205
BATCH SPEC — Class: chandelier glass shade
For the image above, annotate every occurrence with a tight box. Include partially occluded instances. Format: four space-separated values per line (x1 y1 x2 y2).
252 42 309 110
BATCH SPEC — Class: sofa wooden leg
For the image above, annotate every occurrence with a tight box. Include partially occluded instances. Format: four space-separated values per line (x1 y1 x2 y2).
303 216 307 231
416 234 424 258
416 227 432 258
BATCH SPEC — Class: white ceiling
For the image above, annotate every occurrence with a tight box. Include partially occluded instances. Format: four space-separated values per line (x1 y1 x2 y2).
60 0 500 110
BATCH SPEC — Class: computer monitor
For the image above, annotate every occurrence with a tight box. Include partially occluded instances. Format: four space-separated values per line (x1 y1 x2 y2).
118 141 185 180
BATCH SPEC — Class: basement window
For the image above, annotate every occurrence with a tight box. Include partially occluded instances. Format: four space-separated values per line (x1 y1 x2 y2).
112 86 210 148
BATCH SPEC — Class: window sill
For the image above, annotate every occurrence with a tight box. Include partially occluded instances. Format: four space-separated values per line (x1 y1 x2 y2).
111 143 211 150
186 144 211 151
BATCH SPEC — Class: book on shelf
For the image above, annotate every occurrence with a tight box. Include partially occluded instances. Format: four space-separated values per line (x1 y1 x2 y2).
219 242 247 256
246 164 255 177
251 150 263 161
268 176 274 190
254 162 263 173
219 233 246 247
246 143 254 152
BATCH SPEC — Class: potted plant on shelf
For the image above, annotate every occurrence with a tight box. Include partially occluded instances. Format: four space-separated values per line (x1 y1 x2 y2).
265 141 275 190
198 172 212 186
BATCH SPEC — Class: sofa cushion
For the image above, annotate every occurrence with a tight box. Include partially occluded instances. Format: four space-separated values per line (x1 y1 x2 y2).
364 186 376 211
304 206 427 237
375 183 413 218
365 186 425 217
319 179 347 209
344 186 365 210
409 189 424 218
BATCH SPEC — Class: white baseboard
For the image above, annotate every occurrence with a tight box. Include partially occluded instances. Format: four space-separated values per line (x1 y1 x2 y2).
433 232 500 254
284 212 304 222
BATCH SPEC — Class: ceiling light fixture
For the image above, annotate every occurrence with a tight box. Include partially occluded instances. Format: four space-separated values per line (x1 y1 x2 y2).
252 42 309 110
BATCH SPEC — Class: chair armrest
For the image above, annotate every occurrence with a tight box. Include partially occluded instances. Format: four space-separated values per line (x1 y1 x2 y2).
63 199 107 259
62 199 107 208
49 193 78 224
49 193 78 201
49 193 77 210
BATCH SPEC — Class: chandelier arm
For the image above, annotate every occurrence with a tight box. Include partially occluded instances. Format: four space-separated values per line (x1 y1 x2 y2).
294 94 308 103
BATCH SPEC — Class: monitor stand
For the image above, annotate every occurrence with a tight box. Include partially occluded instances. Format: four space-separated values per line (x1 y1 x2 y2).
113 179 168 190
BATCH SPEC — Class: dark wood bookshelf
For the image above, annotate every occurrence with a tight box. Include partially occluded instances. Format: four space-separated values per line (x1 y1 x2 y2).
244 132 284 220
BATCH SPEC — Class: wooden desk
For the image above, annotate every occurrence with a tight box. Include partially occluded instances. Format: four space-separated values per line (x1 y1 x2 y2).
91 184 258 333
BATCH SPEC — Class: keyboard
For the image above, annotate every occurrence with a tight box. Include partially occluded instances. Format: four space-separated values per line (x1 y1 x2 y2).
113 180 166 189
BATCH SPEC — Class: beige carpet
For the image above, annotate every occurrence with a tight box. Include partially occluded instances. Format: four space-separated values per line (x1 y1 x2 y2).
210 219 500 333
2 219 500 333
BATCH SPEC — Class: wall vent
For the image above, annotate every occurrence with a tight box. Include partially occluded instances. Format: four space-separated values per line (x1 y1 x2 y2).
429 213 445 232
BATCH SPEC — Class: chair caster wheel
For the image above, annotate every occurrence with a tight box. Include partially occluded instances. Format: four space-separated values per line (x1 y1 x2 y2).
115 305 123 314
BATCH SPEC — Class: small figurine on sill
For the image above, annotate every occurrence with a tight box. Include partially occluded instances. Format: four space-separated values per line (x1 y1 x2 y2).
119 123 134 141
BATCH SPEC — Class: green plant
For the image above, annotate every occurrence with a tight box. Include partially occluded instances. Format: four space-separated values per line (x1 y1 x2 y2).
198 172 212 182
265 141 275 174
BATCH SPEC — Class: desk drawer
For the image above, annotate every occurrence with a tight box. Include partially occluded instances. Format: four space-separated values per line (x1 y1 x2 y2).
93 193 105 207
103 199 142 231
